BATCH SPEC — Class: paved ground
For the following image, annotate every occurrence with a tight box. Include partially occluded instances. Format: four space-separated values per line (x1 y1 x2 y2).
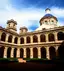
0 62 64 71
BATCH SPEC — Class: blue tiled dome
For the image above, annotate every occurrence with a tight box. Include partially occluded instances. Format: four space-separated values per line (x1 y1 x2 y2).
43 14 54 17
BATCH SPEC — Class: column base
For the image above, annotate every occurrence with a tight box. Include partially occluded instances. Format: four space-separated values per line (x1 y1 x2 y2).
30 55 33 58
4 56 7 58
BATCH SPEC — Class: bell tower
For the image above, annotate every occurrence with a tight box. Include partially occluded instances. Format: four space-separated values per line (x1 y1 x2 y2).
6 19 17 32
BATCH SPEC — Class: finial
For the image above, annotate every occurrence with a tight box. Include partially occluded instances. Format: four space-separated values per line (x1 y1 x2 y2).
45 8 51 14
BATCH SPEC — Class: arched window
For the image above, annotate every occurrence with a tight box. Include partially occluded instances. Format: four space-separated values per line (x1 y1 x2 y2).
14 37 18 44
48 33 55 41
33 35 38 43
14 48 17 58
33 48 38 58
20 48 24 58
41 47 46 58
40 34 46 42
1 32 6 41
0 46 4 58
49 46 56 59
26 36 30 43
45 20 48 24
57 32 64 40
8 35 12 43
7 47 11 58
20 37 24 44
58 41 64 59
26 48 30 58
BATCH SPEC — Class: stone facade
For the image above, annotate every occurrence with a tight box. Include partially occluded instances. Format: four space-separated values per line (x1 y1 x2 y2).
0 8 64 60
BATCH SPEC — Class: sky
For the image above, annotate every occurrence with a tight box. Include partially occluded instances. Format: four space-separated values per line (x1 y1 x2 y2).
0 0 64 33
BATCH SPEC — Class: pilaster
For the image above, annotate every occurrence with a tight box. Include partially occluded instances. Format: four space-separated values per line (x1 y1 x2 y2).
4 47 8 58
30 48 33 58
23 48 26 58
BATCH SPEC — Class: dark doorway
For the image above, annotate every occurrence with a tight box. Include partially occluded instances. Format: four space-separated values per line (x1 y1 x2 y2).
20 48 24 58
14 48 17 58
33 48 38 58
58 41 64 59
41 47 46 58
26 48 30 58
0 46 4 58
49 46 56 59
7 47 11 58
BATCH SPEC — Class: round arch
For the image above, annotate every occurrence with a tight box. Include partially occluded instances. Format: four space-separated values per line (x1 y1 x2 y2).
14 48 17 58
14 37 18 44
1 32 6 41
48 33 55 41
20 48 24 58
7 47 11 58
8 35 12 43
58 41 64 59
33 35 38 43
41 47 46 58
57 32 64 40
49 46 56 59
33 48 38 58
0 46 4 58
40 34 46 42
26 48 30 58
26 36 30 43
20 37 24 44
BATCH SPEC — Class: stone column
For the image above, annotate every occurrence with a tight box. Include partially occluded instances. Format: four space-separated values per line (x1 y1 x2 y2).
55 46 58 57
11 48 14 58
23 48 26 58
0 32 2 40
46 47 50 60
38 47 41 58
46 33 48 42
12 35 15 43
18 37 20 44
16 48 20 58
30 35 33 43
30 48 33 58
24 36 26 44
5 34 9 42
37 34 40 43
4 47 8 58
54 32 58 42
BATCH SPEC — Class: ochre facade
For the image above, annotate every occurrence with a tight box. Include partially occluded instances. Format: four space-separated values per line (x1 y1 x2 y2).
0 8 64 60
